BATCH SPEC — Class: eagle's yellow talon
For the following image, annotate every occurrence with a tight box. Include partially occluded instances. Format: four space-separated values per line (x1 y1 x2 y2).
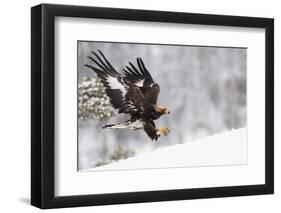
157 127 170 136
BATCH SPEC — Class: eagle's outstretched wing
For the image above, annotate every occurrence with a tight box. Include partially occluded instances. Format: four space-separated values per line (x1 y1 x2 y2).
123 58 160 104
85 50 150 115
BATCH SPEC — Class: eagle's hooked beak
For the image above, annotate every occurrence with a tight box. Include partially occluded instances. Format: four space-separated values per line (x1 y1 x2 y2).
164 108 170 114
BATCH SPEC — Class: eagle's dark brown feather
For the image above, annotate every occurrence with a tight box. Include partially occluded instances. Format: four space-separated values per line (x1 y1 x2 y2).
143 121 159 141
123 58 160 104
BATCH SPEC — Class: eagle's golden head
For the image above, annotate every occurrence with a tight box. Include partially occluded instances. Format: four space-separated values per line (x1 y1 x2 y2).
158 106 170 115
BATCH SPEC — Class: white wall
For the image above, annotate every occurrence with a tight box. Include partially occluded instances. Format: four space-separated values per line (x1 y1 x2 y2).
0 0 279 212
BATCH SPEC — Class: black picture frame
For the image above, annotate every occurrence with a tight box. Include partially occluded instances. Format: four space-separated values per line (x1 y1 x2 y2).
31 3 274 209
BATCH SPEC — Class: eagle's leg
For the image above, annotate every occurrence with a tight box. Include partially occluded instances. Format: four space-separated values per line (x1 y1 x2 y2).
156 127 170 136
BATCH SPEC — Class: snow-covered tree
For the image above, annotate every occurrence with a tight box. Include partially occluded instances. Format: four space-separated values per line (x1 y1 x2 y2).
95 144 136 167
78 77 116 121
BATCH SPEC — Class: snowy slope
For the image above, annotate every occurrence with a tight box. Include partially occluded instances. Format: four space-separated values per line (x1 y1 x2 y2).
82 128 247 172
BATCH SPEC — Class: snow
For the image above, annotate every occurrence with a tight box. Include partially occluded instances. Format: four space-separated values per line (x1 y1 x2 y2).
82 128 247 172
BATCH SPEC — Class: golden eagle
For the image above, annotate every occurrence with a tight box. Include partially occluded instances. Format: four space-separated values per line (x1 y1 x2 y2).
85 50 170 141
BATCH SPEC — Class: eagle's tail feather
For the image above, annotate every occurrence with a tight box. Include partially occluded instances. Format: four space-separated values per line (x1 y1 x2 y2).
102 120 143 130
102 124 116 129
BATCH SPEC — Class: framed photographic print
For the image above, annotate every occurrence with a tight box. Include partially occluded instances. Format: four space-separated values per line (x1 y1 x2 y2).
31 3 274 209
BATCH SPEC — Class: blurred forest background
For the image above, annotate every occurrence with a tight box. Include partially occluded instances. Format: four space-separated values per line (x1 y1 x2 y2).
78 41 247 170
